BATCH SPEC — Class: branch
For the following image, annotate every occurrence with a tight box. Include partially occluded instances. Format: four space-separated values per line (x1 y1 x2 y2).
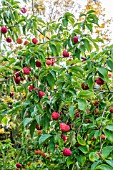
32 0 34 15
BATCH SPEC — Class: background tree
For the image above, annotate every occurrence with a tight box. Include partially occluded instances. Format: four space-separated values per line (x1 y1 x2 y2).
0 0 113 169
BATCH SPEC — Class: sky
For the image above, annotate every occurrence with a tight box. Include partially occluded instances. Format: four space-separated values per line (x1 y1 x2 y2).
99 0 113 43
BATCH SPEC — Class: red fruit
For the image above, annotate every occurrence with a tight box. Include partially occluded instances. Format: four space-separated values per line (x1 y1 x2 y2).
73 36 78 44
97 152 102 157
91 136 96 141
14 70 20 77
86 119 91 123
10 92 14 97
61 134 68 142
62 148 72 156
38 130 42 134
46 59 52 65
52 111 60 120
14 77 20 84
16 163 22 168
48 95 51 99
1 26 8 34
21 7 27 13
60 123 70 132
63 50 69 57
36 60 42 67
108 74 112 77
16 38 23 44
96 78 104 85
110 108 113 113
81 83 89 90
94 108 100 114
33 87 38 91
101 134 106 139
24 40 29 45
28 85 34 92
32 38 38 44
23 67 30 75
75 112 80 118
34 150 41 155
93 100 99 106
38 91 45 98
6 37 12 43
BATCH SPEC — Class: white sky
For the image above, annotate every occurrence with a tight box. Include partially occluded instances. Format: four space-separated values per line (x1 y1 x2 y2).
100 0 113 43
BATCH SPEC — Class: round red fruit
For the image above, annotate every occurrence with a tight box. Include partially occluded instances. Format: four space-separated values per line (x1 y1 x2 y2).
6 37 12 43
81 83 89 90
36 60 42 67
52 111 60 120
46 59 52 65
21 7 27 13
38 91 45 98
110 108 113 113
32 38 38 44
24 40 29 45
23 67 30 75
1 26 8 34
62 148 72 156
10 92 14 97
63 50 69 57
96 78 104 85
60 123 70 132
14 77 20 84
16 38 23 44
16 163 22 168
73 36 78 44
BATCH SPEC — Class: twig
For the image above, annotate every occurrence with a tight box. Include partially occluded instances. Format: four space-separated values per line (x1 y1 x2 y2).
32 0 34 15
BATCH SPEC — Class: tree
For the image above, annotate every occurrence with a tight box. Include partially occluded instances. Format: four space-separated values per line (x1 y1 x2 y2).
0 0 113 169
79 0 113 46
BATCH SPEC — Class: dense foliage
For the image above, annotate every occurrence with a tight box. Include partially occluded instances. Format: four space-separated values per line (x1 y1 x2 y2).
0 0 113 169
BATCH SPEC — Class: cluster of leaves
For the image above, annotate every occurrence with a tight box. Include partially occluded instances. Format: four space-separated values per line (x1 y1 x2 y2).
0 0 113 169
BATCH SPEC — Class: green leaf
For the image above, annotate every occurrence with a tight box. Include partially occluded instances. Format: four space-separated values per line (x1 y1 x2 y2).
39 134 52 145
49 136 55 152
78 90 95 98
89 152 99 162
104 129 113 142
69 106 75 119
23 118 33 127
77 134 86 146
35 115 41 125
82 39 92 52
69 66 83 75
97 67 108 82
105 160 113 168
76 154 86 166
79 13 86 17
47 73 55 88
106 59 113 72
78 145 89 154
78 99 87 111
50 44 58 56
91 161 102 170
86 23 93 33
36 103 44 114
79 44 85 54
87 14 98 25
105 124 113 131
95 164 113 170
30 57 35 69
74 48 81 60
30 120 36 138
62 18 68 27
102 146 113 158
67 156 74 168
87 10 96 14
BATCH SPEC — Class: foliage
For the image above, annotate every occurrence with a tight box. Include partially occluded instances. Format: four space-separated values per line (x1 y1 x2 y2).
0 0 113 169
